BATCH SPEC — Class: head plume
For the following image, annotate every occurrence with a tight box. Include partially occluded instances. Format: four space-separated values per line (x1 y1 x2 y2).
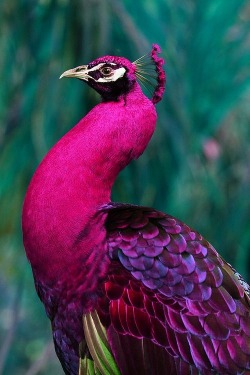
60 44 165 103
134 44 166 104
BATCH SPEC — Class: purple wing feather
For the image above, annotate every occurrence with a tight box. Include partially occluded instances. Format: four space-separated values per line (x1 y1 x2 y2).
99 203 250 375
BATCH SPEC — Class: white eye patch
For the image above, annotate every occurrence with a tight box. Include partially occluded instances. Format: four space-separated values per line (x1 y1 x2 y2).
87 62 116 72
96 67 126 82
87 64 126 83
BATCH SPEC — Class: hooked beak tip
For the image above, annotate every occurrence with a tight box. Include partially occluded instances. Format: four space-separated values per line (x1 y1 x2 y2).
59 69 72 79
59 65 88 80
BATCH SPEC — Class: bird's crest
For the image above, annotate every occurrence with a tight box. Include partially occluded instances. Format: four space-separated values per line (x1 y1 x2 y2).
133 44 166 104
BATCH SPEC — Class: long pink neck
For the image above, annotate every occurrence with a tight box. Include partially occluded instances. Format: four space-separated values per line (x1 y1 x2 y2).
23 83 157 283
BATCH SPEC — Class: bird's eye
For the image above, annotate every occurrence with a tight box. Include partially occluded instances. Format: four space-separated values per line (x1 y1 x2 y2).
100 67 113 76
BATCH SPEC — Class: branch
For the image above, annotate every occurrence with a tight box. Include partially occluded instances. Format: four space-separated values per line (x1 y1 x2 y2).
24 340 56 375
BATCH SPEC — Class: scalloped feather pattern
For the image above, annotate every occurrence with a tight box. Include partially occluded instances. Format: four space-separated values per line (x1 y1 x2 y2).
98 203 250 374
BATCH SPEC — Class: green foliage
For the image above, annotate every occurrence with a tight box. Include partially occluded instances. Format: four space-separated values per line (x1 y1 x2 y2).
1 0 250 373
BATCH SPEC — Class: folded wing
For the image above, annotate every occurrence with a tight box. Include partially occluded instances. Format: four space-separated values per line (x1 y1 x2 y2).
92 203 250 375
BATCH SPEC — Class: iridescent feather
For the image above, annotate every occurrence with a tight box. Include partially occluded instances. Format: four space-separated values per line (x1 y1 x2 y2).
23 44 250 375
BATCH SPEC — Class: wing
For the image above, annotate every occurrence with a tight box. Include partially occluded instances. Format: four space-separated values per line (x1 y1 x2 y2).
93 203 250 375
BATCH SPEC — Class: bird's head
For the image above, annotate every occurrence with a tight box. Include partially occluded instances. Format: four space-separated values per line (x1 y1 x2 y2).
60 55 136 101
60 44 166 103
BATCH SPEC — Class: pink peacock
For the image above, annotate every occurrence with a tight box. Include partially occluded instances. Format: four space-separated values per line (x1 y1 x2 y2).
22 45 250 375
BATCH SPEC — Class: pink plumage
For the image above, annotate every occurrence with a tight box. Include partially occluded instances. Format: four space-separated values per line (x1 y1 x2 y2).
23 45 250 375
151 44 166 103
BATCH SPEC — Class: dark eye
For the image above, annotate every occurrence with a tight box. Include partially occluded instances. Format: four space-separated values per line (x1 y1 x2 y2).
100 66 113 76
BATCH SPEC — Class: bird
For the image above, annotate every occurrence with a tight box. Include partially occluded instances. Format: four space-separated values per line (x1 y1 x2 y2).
22 44 250 375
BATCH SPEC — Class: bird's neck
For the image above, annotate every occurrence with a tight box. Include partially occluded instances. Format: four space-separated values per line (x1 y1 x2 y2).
23 83 157 283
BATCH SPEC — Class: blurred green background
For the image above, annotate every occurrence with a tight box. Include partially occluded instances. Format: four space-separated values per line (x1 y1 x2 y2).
1 0 250 373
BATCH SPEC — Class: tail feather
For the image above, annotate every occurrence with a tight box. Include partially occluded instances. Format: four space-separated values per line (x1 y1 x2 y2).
81 311 121 375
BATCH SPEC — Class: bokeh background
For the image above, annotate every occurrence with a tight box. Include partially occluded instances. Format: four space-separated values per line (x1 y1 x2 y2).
1 0 250 373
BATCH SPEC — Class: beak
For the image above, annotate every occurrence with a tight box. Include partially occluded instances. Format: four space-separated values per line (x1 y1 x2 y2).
59 65 89 80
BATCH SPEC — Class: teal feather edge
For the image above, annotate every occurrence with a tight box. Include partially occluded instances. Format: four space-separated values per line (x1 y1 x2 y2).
80 311 121 375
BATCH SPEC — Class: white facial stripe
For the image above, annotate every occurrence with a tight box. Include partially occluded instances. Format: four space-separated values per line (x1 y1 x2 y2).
87 63 106 73
95 67 126 82
87 62 118 73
